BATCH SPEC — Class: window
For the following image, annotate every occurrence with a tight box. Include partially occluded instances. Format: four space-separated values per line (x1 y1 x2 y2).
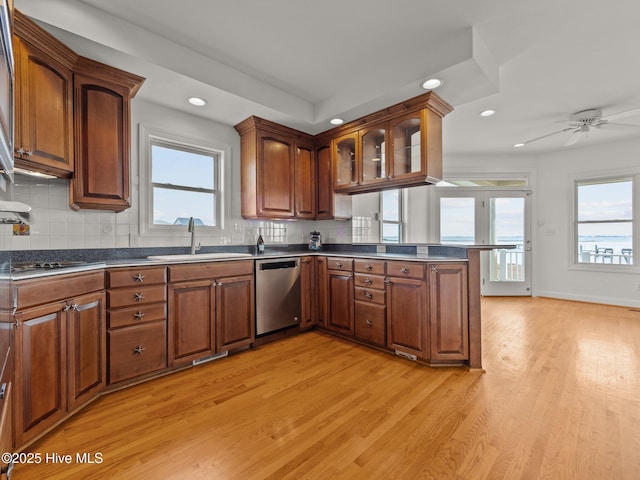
575 177 634 265
381 189 402 243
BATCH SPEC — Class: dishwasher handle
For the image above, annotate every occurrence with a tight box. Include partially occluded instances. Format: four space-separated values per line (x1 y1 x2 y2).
259 260 298 270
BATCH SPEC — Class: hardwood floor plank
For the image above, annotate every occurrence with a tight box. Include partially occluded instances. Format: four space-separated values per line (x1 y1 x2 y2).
12 297 640 479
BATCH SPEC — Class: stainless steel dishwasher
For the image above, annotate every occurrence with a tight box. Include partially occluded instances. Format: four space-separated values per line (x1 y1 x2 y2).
255 257 301 335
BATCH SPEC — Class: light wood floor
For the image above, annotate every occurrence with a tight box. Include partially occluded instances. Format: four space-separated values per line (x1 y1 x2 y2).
14 297 640 479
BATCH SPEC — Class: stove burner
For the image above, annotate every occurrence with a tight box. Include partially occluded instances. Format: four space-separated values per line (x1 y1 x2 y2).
11 261 90 274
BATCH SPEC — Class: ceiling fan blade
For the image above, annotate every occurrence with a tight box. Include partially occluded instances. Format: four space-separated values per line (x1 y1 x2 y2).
522 127 575 145
564 129 586 146
598 122 640 130
605 107 640 121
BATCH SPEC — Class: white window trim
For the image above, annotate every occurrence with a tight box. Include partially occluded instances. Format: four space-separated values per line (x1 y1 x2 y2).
139 124 229 237
569 168 639 273
379 188 404 243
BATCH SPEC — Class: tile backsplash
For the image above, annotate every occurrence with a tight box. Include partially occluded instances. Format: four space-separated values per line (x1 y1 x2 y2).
2 174 352 250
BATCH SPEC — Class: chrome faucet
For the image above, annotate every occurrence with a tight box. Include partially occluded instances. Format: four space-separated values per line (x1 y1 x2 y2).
187 217 201 254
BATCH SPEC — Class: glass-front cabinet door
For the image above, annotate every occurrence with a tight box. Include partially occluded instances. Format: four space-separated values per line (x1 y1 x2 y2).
359 125 388 186
389 112 422 179
332 132 358 190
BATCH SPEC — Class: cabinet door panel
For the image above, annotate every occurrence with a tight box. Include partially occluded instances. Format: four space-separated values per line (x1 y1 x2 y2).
295 142 316 218
327 272 354 335
67 292 106 409
258 135 294 217
14 304 67 445
300 257 315 329
315 257 328 327
168 281 215 366
387 277 427 358
316 145 333 218
216 275 254 352
14 36 74 176
108 321 167 384
429 264 469 361
354 301 386 346
71 74 131 211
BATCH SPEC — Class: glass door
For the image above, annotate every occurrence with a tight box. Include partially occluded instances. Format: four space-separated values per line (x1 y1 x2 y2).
437 189 531 296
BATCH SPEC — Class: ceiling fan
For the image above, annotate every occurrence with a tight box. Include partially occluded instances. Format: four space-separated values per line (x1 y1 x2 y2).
520 107 640 147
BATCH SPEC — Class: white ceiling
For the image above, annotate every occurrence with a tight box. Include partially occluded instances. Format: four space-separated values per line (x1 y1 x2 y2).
15 0 640 155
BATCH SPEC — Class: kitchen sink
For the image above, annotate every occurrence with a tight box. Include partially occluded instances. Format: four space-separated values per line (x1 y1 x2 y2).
146 252 253 261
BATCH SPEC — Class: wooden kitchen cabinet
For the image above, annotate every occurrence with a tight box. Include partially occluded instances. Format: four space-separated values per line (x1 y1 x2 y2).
353 259 386 347
299 257 315 330
70 59 144 212
295 141 317 218
167 261 254 367
359 124 389 187
106 266 167 385
315 256 328 328
13 11 76 177
325 258 354 336
386 262 427 359
332 132 358 191
13 271 105 446
428 263 469 362
315 141 352 220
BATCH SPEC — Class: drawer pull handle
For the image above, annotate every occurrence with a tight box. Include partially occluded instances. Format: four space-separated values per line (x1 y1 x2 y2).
134 311 145 320
431 265 438 273
364 278 373 285
336 262 343 269
133 346 145 355
134 273 145 283
134 293 144 301
366 264 373 271
365 319 373 327
400 266 409 274
364 291 373 300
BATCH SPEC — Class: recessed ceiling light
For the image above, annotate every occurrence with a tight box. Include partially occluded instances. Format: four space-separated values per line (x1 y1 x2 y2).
188 97 207 107
480 109 496 117
422 78 443 90
330 118 344 125
513 143 525 148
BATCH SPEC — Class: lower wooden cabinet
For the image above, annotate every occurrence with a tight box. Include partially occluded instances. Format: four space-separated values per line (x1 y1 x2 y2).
386 274 427 359
106 266 167 385
13 273 105 447
428 263 469 361
167 261 254 367
326 261 354 336
299 257 315 329
354 302 386 347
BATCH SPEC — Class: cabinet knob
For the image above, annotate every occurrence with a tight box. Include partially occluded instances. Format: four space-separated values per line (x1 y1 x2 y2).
365 264 373 271
336 262 343 269
25 150 34 157
16 147 25 155
134 292 144 301
364 291 373 300
400 266 409 274
134 273 145 283
364 278 373 285
365 319 373 327
431 265 438 273
384 278 391 285
134 311 145 320
133 346 145 355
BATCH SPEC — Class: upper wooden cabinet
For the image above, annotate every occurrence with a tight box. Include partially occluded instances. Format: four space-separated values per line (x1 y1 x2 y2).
235 116 350 220
13 11 76 177
70 59 144 212
12 10 144 213
331 93 452 194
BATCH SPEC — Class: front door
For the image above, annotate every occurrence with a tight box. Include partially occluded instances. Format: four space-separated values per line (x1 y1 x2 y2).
437 189 532 296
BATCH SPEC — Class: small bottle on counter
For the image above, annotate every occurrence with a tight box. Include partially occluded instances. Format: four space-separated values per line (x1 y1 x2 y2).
257 228 265 254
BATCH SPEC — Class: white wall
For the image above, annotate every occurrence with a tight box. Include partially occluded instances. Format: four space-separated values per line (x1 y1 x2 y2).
0 99 352 251
447 139 640 307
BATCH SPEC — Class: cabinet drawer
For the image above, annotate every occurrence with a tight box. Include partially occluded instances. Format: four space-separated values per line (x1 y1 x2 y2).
386 261 425 279
107 285 167 308
354 286 386 305
107 267 166 288
354 302 386 346
108 303 166 329
354 259 385 275
14 271 104 310
168 260 254 283
108 321 167 384
326 257 353 272
354 274 385 290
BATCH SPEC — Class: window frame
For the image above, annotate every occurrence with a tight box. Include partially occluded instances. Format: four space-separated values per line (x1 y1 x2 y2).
139 125 228 238
379 188 404 243
571 172 638 272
